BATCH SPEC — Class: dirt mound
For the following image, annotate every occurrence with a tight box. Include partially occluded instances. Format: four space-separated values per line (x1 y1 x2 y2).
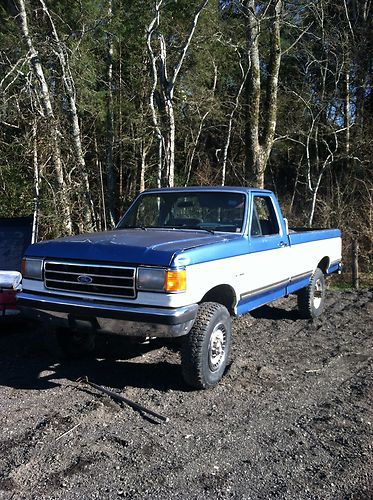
0 290 372 499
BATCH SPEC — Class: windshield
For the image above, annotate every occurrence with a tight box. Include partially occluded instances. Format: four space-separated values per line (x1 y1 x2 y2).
118 191 246 233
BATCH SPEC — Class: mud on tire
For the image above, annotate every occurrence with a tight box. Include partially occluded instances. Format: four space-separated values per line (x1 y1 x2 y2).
297 267 326 319
181 302 232 389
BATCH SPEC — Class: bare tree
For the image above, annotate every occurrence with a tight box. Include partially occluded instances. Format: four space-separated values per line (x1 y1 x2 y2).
147 0 208 187
105 0 116 227
31 119 40 243
221 52 249 186
147 1 164 188
243 0 282 188
38 0 97 231
11 0 73 234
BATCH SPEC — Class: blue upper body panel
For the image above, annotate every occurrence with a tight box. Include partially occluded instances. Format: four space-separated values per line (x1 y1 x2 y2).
289 229 341 245
25 228 244 267
138 186 268 194
24 188 341 267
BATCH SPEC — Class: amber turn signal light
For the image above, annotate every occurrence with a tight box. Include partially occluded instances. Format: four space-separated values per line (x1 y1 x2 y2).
164 270 186 292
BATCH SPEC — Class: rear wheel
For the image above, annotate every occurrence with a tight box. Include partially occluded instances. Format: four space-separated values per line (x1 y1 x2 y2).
297 267 326 319
181 302 232 389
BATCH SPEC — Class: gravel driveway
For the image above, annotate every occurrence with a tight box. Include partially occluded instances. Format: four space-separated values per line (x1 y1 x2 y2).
0 289 372 499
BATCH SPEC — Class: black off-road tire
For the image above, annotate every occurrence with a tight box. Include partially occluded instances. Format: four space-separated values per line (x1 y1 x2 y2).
181 302 232 389
297 267 326 319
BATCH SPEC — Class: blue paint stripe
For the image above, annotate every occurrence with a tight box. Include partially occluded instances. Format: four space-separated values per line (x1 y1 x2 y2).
236 286 287 316
287 276 311 294
327 262 341 274
240 279 289 300
180 231 340 266
237 271 314 315
289 229 341 245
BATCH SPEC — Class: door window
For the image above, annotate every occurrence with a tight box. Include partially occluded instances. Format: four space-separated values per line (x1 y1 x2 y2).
251 196 280 236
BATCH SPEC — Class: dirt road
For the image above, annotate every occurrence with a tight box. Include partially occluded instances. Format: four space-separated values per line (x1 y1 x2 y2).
0 290 372 499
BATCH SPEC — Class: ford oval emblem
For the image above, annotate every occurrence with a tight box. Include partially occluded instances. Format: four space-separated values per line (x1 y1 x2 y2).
77 275 93 284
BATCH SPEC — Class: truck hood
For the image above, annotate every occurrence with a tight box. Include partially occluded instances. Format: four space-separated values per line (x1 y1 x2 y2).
25 229 242 267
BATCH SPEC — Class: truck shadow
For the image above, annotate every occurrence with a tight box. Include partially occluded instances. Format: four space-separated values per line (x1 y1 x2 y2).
250 304 301 321
0 319 186 392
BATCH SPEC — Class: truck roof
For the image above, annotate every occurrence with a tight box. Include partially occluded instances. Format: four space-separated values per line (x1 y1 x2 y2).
141 186 273 195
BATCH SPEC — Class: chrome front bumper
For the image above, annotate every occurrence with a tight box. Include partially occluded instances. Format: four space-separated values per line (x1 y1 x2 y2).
17 292 198 338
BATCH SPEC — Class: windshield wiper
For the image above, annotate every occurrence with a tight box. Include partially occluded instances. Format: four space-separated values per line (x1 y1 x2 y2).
192 226 215 234
171 225 215 234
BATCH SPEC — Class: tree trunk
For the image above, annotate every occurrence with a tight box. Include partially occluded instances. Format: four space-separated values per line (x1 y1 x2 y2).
245 0 282 189
94 133 107 231
13 0 73 234
344 61 351 158
31 120 39 244
158 34 174 187
244 0 261 186
138 139 147 193
146 2 164 188
222 61 248 186
147 0 208 187
39 0 96 232
351 238 359 290
262 0 282 163
105 0 116 227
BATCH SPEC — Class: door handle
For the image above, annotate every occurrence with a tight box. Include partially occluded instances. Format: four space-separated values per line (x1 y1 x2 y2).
278 241 288 247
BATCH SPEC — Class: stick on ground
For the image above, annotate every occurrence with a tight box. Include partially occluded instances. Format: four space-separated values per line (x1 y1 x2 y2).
77 377 169 423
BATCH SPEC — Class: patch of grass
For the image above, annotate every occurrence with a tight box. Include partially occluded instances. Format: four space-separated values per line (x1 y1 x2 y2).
327 272 373 290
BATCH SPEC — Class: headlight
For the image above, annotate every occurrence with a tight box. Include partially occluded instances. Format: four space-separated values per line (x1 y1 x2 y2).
137 267 186 293
137 267 166 292
21 258 43 280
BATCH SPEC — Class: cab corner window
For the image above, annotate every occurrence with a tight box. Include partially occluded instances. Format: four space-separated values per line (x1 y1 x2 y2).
251 196 280 236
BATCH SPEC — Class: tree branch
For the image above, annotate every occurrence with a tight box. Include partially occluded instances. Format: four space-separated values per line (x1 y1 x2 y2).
170 0 208 90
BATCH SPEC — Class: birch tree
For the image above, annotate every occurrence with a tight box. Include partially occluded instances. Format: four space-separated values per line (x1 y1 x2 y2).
10 0 73 234
38 0 96 231
243 0 282 189
147 0 208 187
105 0 116 227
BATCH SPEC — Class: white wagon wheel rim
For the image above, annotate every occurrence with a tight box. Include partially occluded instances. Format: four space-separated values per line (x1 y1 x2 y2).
313 278 323 309
208 324 227 372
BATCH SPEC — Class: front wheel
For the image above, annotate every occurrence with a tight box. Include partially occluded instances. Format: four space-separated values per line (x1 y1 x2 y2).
297 267 326 319
181 302 232 389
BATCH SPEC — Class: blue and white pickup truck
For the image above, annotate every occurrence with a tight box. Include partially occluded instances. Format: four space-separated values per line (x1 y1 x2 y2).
18 187 342 388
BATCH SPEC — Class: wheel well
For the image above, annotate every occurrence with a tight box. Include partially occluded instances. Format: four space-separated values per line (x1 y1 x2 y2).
317 256 330 274
200 285 236 314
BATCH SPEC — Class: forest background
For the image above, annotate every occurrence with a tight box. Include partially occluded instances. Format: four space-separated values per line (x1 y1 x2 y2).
0 0 371 282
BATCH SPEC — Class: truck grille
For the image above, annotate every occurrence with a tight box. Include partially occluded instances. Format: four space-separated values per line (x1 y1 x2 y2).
44 261 136 299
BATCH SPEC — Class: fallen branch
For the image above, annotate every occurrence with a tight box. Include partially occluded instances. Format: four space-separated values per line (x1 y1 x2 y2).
78 377 169 423
55 422 81 441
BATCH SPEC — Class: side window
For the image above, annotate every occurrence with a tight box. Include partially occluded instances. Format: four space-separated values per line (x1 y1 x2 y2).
251 196 280 236
251 204 262 236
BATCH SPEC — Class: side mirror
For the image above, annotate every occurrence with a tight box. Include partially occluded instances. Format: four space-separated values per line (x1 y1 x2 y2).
283 217 289 235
